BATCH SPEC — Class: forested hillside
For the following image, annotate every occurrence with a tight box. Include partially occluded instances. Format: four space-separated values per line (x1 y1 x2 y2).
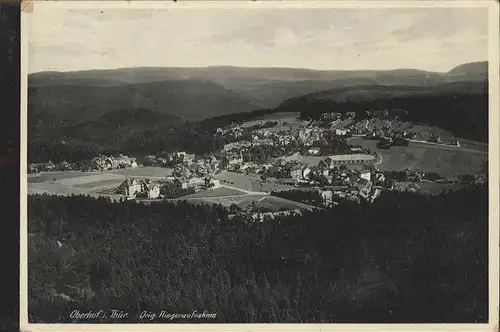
28 79 260 124
282 91 488 142
28 115 224 163
28 186 488 323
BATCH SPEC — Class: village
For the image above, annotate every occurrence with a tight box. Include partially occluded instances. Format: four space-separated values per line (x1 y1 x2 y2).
28 110 487 222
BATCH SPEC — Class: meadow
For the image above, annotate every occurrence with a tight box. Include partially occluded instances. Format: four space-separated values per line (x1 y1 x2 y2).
181 186 247 199
28 171 97 184
215 171 262 192
251 195 316 211
27 167 179 198
347 137 487 175
72 178 126 189
252 112 302 121
29 171 125 197
104 166 173 178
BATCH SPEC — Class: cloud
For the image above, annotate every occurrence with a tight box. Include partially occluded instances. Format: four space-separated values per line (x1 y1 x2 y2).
27 5 488 73
391 8 487 42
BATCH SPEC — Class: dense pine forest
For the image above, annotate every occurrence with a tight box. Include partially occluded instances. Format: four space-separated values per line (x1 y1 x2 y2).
28 119 226 164
28 186 488 323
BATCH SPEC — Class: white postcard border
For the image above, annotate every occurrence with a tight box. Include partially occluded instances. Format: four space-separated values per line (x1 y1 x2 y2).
19 1 500 331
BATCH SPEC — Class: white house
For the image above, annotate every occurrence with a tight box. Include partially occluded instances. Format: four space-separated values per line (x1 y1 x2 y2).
360 170 371 182
335 129 348 136
290 167 303 180
228 152 244 166
321 190 333 205
308 148 321 156
141 180 160 199
302 167 312 180
374 173 385 184
117 178 141 198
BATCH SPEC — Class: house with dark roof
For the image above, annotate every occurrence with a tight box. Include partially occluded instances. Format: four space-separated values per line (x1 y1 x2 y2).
140 179 160 199
117 178 141 198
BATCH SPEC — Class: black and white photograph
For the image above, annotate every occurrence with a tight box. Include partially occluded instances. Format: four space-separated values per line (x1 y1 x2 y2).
22 1 499 328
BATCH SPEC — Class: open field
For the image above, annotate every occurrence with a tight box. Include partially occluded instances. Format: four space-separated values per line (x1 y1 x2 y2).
352 119 488 148
28 170 128 197
252 112 302 122
28 182 91 196
279 153 325 167
181 186 247 198
58 173 123 186
181 193 315 212
215 171 262 192
348 137 487 175
28 171 98 184
251 180 296 192
252 195 316 211
216 171 297 193
72 178 126 189
104 166 173 178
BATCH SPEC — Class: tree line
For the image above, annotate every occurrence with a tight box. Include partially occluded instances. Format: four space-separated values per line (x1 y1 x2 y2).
28 185 488 323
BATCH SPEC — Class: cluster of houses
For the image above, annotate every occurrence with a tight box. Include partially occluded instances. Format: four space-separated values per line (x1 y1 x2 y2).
318 166 386 205
28 160 92 174
315 110 464 150
228 208 305 223
28 161 57 174
142 152 196 167
221 121 349 151
90 154 138 171
319 182 383 205
27 154 139 174
29 108 478 213
168 176 220 191
321 111 357 122
116 175 221 199
277 153 377 182
212 119 389 204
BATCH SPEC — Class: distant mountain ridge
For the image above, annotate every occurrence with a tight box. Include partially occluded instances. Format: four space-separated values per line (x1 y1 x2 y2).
278 80 488 108
448 61 488 76
28 61 488 130
29 61 487 84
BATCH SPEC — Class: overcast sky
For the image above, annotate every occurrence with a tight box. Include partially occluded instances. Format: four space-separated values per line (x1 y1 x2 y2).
27 4 489 73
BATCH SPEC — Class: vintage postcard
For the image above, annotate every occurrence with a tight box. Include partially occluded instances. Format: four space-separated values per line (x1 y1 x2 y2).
20 1 499 331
